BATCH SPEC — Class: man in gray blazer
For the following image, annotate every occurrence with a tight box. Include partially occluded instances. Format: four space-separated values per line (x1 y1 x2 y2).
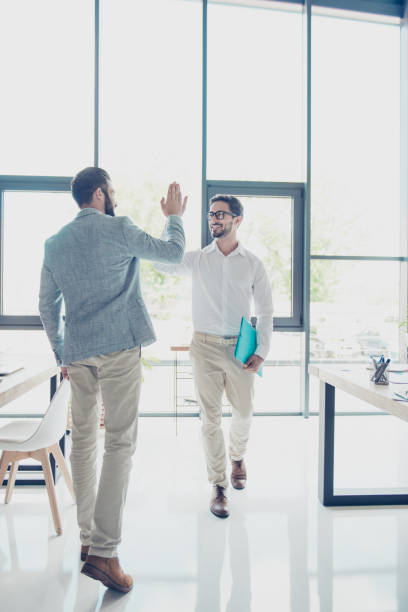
39 166 186 593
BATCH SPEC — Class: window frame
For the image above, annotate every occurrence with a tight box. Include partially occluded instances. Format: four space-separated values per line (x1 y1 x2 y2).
205 180 305 330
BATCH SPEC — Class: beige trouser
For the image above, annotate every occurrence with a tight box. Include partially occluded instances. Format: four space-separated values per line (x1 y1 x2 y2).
190 332 255 489
67 347 141 558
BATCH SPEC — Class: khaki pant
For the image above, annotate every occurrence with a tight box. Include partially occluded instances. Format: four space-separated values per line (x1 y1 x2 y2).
190 333 255 489
67 347 141 558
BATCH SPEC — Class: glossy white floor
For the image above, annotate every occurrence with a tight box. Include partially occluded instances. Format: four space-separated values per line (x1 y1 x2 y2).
1 414 408 612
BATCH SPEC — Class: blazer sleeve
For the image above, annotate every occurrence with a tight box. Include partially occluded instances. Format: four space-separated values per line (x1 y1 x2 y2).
39 256 65 366
121 214 185 263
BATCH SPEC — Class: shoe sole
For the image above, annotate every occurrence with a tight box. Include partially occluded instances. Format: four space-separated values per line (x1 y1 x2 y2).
231 480 246 490
210 508 229 518
81 562 133 593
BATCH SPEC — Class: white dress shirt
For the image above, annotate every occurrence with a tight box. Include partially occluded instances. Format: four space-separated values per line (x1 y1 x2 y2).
155 239 273 359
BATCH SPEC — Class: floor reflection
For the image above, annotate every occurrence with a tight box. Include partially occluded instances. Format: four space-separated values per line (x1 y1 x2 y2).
1 417 408 611
317 505 408 612
0 503 76 611
195 508 251 612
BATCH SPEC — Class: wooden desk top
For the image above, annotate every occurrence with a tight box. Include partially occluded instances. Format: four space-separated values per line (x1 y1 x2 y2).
0 354 58 409
309 363 408 423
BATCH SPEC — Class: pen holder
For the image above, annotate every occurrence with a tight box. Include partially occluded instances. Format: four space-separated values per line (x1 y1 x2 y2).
374 370 389 385
370 364 389 385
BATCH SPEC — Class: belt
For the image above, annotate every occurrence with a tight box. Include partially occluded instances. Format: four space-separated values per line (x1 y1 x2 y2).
194 332 238 345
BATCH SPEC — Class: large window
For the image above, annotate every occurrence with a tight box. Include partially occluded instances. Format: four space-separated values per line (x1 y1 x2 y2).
310 11 401 376
0 1 405 417
99 0 202 361
2 191 75 316
207 1 304 182
0 177 72 328
0 0 94 176
311 14 400 258
99 0 202 252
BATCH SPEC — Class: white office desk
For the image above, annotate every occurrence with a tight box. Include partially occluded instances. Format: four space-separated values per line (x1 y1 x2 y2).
309 363 408 506
0 354 58 413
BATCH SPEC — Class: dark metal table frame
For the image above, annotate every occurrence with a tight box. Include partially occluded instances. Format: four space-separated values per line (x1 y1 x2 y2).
319 380 408 506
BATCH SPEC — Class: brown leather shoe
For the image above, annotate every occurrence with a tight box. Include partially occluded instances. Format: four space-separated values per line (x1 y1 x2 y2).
81 555 133 593
80 545 90 561
231 459 247 490
210 485 229 518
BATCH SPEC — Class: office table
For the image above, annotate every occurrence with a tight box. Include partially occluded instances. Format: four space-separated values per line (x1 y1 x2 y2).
0 354 60 485
309 363 408 506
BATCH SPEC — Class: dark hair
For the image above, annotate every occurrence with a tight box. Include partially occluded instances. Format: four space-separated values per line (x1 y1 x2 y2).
71 167 111 206
209 194 244 218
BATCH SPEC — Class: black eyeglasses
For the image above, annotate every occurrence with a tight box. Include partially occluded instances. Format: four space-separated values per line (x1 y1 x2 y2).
207 211 238 220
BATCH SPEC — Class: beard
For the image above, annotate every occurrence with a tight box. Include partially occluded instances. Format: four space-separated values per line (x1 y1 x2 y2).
103 188 116 216
210 221 233 238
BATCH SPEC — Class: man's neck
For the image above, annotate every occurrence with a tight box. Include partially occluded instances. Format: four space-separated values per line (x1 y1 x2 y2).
216 236 239 256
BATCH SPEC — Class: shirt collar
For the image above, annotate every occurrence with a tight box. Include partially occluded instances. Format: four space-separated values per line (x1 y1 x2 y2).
207 240 245 257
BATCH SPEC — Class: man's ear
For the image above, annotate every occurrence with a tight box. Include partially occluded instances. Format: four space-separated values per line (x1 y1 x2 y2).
95 187 104 200
235 215 242 228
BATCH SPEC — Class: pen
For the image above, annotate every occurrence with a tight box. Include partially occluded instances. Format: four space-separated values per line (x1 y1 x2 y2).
393 392 408 401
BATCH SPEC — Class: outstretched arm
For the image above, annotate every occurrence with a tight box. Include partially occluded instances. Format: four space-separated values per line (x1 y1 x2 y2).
121 182 188 264
121 215 186 263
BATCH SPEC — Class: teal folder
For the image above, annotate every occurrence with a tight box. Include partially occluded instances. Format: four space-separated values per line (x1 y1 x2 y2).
234 317 263 377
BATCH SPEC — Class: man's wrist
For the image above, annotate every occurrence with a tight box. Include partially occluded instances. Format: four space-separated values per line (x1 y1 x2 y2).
254 346 268 360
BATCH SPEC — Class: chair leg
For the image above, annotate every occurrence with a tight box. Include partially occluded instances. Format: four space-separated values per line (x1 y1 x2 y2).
35 449 62 535
5 461 19 504
49 443 75 502
0 451 11 492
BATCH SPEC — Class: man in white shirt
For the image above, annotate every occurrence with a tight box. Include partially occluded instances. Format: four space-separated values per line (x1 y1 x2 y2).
157 195 273 517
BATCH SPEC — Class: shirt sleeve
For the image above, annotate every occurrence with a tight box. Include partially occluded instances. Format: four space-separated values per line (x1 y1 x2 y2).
252 260 274 360
121 214 185 263
39 258 65 366
153 250 196 276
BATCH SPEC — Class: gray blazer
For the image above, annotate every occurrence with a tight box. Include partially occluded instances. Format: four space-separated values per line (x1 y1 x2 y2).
39 208 185 365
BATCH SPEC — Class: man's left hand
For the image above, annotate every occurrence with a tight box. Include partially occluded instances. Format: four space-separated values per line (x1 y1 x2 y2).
61 366 69 380
243 354 264 373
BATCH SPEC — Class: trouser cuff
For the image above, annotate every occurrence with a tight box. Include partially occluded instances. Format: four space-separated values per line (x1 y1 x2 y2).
213 479 228 489
88 547 117 559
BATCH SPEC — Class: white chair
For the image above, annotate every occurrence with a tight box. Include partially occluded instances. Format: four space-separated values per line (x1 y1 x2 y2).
0 379 75 535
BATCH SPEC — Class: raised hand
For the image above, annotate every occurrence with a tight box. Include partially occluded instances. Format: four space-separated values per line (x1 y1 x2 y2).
161 182 188 217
